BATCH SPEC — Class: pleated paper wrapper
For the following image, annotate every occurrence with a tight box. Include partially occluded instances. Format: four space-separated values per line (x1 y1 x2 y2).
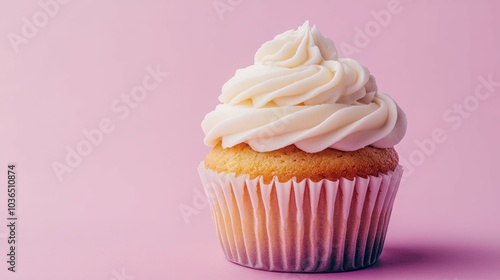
198 163 403 272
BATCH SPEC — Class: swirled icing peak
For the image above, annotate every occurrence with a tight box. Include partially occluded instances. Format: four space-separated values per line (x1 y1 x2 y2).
255 21 337 67
202 21 407 153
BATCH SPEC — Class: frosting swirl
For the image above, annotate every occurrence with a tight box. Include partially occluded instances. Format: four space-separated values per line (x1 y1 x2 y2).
202 21 407 153
254 21 337 67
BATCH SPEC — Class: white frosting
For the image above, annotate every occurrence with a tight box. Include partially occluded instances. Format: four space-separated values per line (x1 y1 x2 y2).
254 21 338 68
202 21 407 152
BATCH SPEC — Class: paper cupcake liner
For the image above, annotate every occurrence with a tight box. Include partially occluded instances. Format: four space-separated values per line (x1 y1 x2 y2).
198 163 403 272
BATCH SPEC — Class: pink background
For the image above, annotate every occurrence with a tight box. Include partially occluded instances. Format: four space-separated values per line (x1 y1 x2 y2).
1 0 500 279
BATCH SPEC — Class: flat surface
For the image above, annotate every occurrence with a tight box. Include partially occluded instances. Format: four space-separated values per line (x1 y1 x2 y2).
1 0 500 279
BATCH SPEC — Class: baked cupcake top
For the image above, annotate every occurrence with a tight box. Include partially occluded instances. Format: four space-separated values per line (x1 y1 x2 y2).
202 21 407 153
205 142 398 182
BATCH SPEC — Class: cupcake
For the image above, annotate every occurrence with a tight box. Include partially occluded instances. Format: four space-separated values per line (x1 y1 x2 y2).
199 21 407 272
